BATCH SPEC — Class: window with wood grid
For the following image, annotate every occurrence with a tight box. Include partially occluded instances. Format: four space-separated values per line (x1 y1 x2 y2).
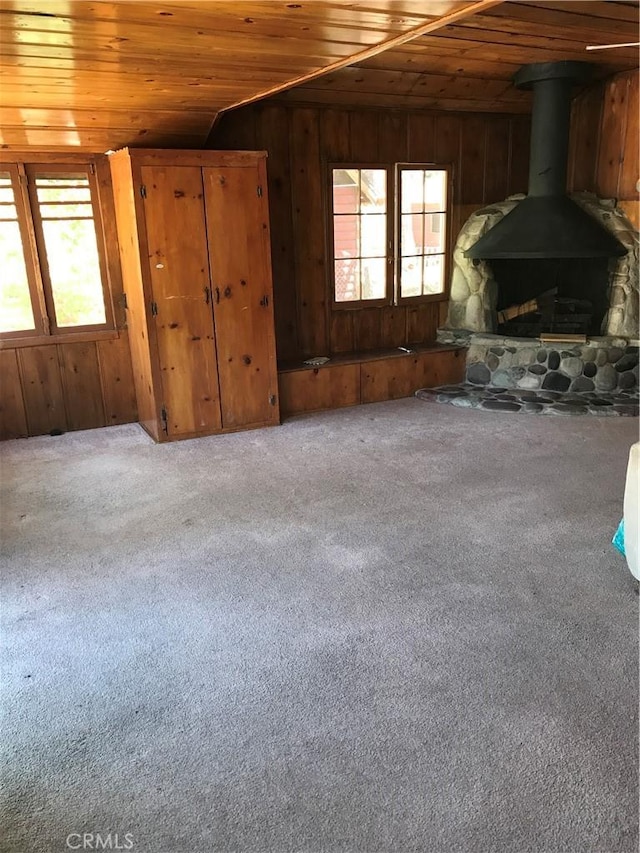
0 162 113 339
329 163 450 308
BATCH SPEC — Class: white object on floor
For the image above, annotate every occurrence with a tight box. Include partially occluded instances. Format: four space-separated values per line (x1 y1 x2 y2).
623 441 640 580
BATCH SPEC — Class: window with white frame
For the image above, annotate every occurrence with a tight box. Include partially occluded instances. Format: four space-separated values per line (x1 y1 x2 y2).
329 163 449 308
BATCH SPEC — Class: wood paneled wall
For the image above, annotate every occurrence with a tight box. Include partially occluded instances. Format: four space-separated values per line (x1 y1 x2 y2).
211 103 531 361
569 68 639 228
0 333 137 440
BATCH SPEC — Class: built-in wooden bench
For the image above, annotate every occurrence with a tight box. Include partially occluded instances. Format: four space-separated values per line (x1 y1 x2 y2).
277 343 466 418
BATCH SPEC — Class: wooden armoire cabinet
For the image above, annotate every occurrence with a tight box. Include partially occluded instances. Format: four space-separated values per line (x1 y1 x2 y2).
109 149 279 441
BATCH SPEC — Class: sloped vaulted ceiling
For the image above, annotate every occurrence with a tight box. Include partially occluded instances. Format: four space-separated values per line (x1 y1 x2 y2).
0 0 637 151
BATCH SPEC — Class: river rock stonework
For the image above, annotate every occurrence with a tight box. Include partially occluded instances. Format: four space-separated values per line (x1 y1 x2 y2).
417 336 638 416
464 336 638 393
444 192 639 338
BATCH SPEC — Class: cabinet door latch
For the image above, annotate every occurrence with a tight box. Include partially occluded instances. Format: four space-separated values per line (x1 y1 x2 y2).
259 295 269 307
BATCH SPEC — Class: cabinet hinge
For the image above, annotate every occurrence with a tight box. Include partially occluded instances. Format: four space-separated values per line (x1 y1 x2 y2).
160 405 168 434
140 184 147 198
89 163 96 175
150 300 158 316
120 292 128 310
259 294 269 307
257 185 263 198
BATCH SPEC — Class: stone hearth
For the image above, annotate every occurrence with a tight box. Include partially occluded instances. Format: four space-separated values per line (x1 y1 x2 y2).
419 335 638 416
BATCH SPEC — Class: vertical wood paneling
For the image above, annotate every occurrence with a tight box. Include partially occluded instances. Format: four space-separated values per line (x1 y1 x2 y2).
484 117 511 203
354 308 382 351
407 113 436 162
349 111 380 162
568 83 603 192
407 303 439 345
597 74 629 199
212 108 257 150
507 116 531 195
97 332 138 426
459 115 487 204
434 115 462 190
0 350 28 440
321 108 351 160
290 108 327 357
378 112 408 163
570 69 638 228
380 306 406 348
619 72 638 200
58 342 106 431
259 104 299 360
18 345 67 436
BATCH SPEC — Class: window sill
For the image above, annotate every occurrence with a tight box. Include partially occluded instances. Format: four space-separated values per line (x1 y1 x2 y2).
0 328 122 350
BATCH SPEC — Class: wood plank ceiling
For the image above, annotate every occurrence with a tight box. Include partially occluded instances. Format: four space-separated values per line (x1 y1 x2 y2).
0 0 637 151
281 1 640 112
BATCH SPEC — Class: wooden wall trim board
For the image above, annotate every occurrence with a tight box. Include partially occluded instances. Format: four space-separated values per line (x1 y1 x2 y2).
211 101 531 361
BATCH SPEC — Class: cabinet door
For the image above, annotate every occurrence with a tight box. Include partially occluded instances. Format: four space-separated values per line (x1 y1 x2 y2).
203 164 278 429
141 165 221 438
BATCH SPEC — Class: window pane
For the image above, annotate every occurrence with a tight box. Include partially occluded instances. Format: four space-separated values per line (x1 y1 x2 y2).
361 170 386 209
0 173 36 333
423 255 445 295
35 174 107 328
335 258 360 302
361 257 386 300
360 214 386 258
333 214 358 259
41 218 106 327
401 213 424 255
424 212 446 253
401 169 425 213
424 170 447 211
332 168 387 303
333 170 359 214
39 204 94 219
36 183 92 204
400 256 422 299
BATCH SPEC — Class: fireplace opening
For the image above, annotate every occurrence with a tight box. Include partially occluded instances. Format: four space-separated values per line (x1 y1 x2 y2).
490 257 611 337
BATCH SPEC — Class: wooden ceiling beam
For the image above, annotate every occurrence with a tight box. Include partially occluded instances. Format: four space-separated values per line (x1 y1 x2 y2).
218 0 504 115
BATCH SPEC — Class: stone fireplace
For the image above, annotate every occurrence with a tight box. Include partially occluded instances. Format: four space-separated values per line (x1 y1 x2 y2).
423 60 639 416
442 192 639 340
